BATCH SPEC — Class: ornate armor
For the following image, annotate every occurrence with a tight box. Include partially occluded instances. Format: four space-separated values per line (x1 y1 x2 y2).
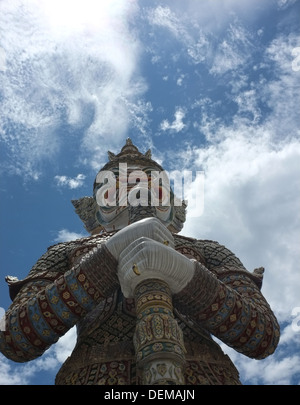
1 231 279 385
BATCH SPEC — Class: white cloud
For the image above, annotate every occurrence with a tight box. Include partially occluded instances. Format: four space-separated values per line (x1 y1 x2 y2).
186 130 300 318
54 174 86 189
187 32 210 64
147 5 188 41
233 89 262 124
175 29 300 331
0 0 143 179
263 33 300 138
155 0 276 29
0 47 6 72
160 107 186 133
176 74 185 86
0 356 28 385
277 0 298 10
210 22 254 75
180 34 300 327
54 229 86 243
280 322 300 346
145 1 284 76
292 47 300 72
52 327 77 363
0 308 5 332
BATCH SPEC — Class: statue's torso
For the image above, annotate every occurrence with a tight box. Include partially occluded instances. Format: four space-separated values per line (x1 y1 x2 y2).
55 233 241 385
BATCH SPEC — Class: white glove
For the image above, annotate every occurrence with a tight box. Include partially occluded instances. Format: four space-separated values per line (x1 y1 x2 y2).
105 217 174 261
118 237 196 298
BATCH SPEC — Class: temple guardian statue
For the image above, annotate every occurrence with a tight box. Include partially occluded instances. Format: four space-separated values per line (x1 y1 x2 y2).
0 139 280 385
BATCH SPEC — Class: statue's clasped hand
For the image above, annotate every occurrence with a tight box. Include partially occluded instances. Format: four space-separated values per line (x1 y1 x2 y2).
117 237 196 298
105 217 174 261
105 217 195 298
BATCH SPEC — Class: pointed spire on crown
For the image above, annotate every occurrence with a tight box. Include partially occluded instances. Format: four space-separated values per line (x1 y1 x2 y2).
107 138 152 163
117 138 140 156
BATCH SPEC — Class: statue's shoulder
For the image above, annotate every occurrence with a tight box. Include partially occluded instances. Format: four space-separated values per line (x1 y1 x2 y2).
175 234 247 271
174 234 221 249
46 232 114 252
175 234 236 253
6 233 115 301
47 232 117 268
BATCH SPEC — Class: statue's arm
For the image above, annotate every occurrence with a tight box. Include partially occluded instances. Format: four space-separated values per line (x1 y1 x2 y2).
0 242 118 363
173 240 280 360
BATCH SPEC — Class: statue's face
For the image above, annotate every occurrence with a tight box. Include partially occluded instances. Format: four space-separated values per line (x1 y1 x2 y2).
94 163 174 231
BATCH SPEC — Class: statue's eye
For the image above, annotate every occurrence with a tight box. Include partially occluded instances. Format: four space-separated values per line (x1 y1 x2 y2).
155 186 163 201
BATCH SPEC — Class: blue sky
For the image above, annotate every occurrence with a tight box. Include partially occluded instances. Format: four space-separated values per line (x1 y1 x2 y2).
0 0 300 385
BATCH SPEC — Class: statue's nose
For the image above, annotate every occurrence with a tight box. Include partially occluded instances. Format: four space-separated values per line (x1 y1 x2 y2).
128 184 152 207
